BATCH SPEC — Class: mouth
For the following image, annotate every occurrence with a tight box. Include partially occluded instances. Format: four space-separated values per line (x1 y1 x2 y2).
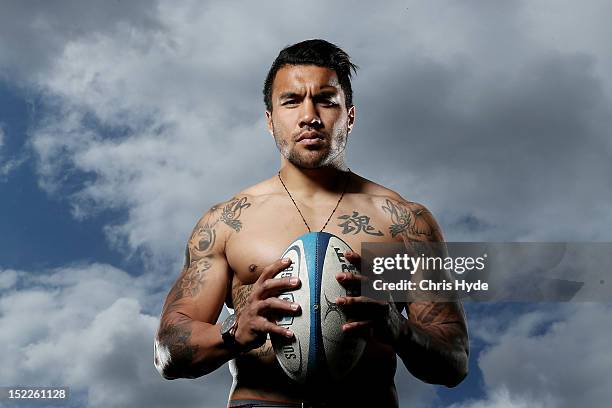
296 131 325 144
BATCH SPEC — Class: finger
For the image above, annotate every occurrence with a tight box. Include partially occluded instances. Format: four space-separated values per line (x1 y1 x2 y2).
258 258 293 282
335 296 389 318
261 319 294 339
336 271 369 285
258 276 301 299
344 250 361 265
336 271 366 296
336 295 387 307
342 320 374 337
257 297 301 314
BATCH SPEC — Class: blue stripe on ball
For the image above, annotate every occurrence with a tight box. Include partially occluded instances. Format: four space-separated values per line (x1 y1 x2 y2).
301 232 334 382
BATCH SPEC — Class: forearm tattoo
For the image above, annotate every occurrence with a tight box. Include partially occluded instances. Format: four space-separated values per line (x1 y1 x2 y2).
408 302 467 348
380 199 468 379
156 315 199 377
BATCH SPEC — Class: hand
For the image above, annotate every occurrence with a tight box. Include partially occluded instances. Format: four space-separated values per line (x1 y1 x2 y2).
233 258 301 351
335 251 404 346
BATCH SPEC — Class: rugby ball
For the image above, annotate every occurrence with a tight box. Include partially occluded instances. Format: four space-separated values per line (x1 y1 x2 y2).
271 232 366 384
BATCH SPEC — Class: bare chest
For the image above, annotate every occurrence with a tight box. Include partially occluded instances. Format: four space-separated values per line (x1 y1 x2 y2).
224 195 400 393
225 197 393 290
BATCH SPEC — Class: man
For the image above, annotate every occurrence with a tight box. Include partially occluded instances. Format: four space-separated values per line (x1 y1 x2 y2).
154 39 469 407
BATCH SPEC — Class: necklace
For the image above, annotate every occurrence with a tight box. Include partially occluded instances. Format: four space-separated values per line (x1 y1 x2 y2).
278 169 351 233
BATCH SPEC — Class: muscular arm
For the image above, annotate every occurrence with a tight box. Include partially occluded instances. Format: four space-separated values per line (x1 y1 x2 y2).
381 198 469 387
154 197 251 379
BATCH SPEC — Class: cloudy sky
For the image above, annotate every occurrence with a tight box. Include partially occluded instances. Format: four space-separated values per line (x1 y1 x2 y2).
1 0 611 407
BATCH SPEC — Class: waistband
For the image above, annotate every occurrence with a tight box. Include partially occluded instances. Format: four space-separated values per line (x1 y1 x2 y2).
228 399 329 408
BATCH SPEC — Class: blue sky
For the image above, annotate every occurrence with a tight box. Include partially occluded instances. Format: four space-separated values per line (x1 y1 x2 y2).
1 1 612 407
0 82 133 273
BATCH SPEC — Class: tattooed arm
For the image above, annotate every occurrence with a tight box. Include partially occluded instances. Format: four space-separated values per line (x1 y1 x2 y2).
382 198 469 387
154 197 250 380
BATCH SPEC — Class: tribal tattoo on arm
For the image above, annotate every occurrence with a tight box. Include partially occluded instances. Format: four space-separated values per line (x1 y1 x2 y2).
381 198 468 386
408 302 468 348
165 196 250 308
402 300 469 386
381 199 441 241
156 196 251 377
219 197 251 232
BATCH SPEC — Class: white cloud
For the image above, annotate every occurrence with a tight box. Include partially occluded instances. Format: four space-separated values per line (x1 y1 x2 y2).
0 263 233 408
0 268 20 290
0 0 162 82
0 156 25 178
449 387 548 408
2 2 612 406
465 304 612 408
394 364 437 407
525 0 612 96
27 5 285 266
0 125 27 179
17 0 610 269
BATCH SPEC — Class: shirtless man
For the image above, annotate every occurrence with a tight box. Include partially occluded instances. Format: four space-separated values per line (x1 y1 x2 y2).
154 39 469 407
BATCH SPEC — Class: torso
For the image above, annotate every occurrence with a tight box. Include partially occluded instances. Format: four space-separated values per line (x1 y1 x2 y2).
223 173 408 406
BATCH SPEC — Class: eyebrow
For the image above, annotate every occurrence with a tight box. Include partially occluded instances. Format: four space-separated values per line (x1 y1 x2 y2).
279 92 301 100
278 88 339 100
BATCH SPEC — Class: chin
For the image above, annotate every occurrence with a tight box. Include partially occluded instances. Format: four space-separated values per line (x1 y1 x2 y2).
286 150 330 169
289 160 327 169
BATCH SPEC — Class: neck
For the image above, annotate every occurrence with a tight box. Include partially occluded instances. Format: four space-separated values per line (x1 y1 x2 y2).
278 160 350 197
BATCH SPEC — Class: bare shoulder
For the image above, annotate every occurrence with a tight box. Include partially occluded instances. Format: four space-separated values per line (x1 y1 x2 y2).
188 193 259 253
191 177 281 241
200 176 278 221
351 173 443 242
237 175 276 195
233 176 283 204
350 172 403 200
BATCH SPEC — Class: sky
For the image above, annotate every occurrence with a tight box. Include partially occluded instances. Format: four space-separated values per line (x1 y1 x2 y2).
1 0 611 407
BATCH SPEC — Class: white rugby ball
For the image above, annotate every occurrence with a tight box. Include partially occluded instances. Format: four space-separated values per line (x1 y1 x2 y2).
271 232 366 384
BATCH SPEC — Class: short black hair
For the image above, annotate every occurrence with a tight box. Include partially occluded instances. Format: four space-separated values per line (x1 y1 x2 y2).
263 39 358 112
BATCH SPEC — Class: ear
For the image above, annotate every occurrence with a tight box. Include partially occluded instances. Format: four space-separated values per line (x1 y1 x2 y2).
347 105 356 134
265 110 274 136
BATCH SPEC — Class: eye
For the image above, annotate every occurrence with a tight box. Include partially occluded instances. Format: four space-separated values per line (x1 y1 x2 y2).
281 99 299 106
316 97 338 107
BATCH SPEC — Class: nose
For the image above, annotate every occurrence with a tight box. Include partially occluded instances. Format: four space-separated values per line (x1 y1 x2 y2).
298 98 322 129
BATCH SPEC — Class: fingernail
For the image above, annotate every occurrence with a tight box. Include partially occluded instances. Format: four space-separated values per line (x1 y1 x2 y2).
336 273 345 281
282 258 291 264
290 277 299 285
286 329 294 337
345 250 353 256
290 303 299 310
336 297 345 305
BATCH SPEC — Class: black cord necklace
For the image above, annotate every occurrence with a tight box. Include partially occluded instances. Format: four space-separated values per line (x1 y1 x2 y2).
278 169 351 233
